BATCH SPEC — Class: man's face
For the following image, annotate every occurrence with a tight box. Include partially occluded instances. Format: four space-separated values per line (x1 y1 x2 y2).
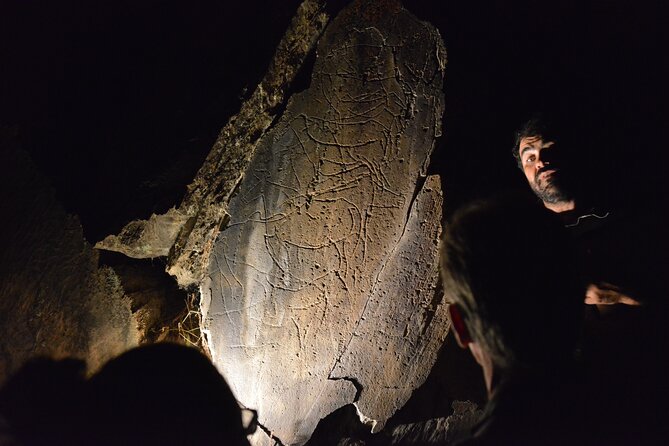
518 136 572 204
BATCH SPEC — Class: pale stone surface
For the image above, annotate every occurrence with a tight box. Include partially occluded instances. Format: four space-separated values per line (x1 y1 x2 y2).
88 0 448 442
94 208 190 259
201 1 446 443
331 175 448 432
167 0 330 288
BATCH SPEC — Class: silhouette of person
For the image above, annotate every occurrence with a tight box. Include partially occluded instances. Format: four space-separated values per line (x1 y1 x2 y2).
512 114 668 442
1 343 254 446
80 343 252 446
512 113 666 307
440 193 590 445
0 357 87 446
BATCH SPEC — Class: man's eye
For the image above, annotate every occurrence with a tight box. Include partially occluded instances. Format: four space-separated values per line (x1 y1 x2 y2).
525 155 536 164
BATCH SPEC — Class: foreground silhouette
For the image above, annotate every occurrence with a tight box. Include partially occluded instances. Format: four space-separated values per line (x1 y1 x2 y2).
0 343 251 446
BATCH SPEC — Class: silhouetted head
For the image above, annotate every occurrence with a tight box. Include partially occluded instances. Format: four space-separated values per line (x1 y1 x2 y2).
82 343 251 446
0 357 87 446
440 192 583 371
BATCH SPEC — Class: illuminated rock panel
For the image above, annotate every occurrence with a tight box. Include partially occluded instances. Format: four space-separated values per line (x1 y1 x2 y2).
201 1 447 444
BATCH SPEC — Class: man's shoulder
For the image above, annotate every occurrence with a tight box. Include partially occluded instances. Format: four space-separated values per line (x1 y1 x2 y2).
452 373 593 446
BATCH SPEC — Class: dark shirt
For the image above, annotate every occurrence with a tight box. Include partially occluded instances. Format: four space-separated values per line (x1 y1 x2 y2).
566 205 668 444
564 205 667 307
455 367 592 446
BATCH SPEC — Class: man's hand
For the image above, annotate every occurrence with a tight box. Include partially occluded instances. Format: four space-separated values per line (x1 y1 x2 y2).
585 282 641 306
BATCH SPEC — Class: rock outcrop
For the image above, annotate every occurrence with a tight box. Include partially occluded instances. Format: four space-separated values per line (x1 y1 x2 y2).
201 1 447 443
95 0 331 290
94 1 449 444
0 139 140 384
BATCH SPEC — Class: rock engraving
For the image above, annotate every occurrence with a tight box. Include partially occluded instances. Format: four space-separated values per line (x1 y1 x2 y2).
201 1 446 443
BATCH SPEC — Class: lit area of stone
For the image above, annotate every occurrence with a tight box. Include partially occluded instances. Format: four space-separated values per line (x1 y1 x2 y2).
200 0 447 443
3 0 656 444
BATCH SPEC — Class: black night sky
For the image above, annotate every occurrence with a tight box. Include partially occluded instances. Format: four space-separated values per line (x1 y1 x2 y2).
1 0 666 242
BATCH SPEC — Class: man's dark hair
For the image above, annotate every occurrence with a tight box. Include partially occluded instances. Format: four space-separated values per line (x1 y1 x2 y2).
440 193 583 370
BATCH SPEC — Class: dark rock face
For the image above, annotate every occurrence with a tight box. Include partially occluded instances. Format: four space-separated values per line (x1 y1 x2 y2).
384 401 482 445
0 140 139 384
95 0 330 290
201 1 447 443
88 1 448 443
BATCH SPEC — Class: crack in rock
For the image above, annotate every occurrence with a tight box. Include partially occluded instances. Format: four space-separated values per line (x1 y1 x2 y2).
201 1 447 443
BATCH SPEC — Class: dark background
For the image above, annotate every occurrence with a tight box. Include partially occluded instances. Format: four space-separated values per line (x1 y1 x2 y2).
1 0 666 240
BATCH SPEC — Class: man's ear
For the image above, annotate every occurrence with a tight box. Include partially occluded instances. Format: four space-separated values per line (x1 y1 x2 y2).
449 304 472 348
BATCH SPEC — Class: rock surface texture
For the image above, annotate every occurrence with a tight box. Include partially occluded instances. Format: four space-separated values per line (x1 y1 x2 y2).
95 0 330 289
385 401 483 445
93 0 448 443
0 142 140 384
200 1 448 444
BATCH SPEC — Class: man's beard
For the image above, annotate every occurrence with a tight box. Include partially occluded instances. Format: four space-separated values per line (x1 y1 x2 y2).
531 171 573 204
